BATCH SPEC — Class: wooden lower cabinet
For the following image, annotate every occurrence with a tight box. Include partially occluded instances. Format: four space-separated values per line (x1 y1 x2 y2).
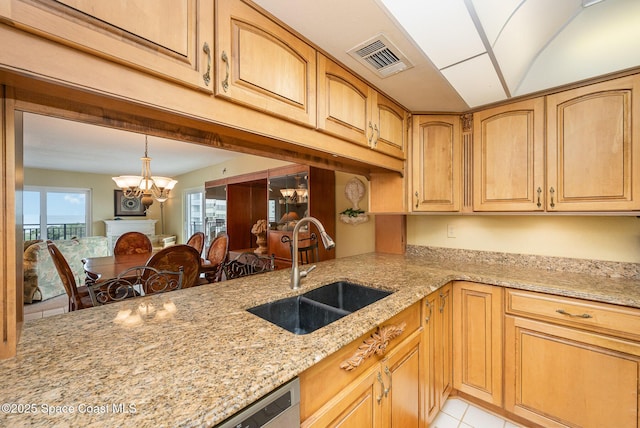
452 281 503 406
504 315 640 427
504 289 640 428
301 283 640 428
423 283 453 424
300 303 423 427
302 365 382 428
302 331 422 428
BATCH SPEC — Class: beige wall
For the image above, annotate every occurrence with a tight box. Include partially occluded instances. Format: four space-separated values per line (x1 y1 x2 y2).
335 172 375 258
408 215 640 263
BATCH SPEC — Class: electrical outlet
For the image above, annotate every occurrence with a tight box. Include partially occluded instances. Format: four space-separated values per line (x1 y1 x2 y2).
447 224 456 238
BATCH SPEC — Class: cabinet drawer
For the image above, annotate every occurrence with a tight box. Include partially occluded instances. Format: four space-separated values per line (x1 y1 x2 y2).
299 302 421 420
505 289 640 341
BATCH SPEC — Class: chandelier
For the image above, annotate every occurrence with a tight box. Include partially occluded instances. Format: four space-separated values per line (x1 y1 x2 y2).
112 135 178 211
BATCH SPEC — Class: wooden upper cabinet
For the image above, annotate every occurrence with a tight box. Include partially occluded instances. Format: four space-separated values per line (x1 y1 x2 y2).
411 115 462 212
546 74 640 211
473 97 545 212
317 54 373 146
5 0 214 91
371 92 407 159
318 54 407 159
215 0 317 127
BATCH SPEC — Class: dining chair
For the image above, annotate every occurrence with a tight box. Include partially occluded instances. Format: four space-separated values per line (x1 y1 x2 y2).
145 244 201 288
222 252 275 280
282 233 319 265
113 231 153 255
46 241 93 311
87 265 184 306
201 232 229 283
186 231 205 257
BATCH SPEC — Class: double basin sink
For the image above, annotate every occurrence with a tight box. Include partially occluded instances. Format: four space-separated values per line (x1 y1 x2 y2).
248 281 393 335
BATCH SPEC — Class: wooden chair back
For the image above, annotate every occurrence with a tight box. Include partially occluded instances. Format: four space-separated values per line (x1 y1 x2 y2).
203 232 229 282
113 231 153 255
282 233 319 265
223 252 275 280
87 265 183 306
145 244 201 288
186 231 205 256
47 241 92 311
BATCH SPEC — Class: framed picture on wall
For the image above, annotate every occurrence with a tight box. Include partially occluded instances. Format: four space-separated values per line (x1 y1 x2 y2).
114 190 146 216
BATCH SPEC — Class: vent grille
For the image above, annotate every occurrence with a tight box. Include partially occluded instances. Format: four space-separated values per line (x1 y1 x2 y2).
348 34 413 78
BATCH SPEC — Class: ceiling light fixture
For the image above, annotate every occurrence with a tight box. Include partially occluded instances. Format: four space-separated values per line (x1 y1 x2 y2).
112 135 178 211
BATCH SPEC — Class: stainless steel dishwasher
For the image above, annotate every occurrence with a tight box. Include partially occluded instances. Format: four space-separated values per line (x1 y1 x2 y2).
214 378 300 428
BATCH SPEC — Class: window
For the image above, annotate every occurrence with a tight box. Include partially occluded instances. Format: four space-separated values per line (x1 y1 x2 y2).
184 188 205 240
23 186 92 241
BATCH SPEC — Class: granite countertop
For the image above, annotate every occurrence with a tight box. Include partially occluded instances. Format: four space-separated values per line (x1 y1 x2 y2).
2 249 639 427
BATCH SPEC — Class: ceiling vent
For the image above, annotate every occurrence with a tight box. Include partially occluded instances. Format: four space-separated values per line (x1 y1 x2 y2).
348 34 414 78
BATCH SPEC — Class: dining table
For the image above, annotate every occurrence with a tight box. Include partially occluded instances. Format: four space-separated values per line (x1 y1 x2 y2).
83 252 154 284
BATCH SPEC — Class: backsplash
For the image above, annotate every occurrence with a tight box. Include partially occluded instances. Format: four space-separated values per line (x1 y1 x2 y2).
407 245 640 280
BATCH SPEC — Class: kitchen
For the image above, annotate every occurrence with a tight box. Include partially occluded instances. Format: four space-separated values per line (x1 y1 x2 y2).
1 0 640 427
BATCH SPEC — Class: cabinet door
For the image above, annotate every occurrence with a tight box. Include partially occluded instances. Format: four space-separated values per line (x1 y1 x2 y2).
546 74 640 211
7 0 213 91
505 315 640 428
436 284 453 405
453 282 503 406
411 115 462 212
301 366 382 428
317 54 374 146
215 0 317 127
422 293 439 423
371 93 407 160
473 97 545 211
382 331 422 428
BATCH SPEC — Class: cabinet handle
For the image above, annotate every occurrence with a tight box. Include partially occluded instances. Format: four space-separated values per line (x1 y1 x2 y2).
415 191 419 209
556 309 592 319
202 42 211 86
383 366 392 397
439 291 447 313
368 122 374 146
376 372 385 404
549 187 555 208
373 124 379 148
425 300 432 324
536 187 542 208
221 50 230 92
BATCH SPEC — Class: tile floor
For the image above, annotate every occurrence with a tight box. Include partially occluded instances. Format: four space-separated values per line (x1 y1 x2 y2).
23 294 68 321
433 397 522 428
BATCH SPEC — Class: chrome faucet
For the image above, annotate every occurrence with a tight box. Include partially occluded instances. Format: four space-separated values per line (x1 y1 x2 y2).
290 216 335 289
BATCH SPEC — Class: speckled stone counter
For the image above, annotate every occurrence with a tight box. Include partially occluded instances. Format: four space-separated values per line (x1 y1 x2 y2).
2 249 639 427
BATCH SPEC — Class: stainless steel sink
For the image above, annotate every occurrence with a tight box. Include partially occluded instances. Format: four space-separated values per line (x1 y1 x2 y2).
247 281 393 335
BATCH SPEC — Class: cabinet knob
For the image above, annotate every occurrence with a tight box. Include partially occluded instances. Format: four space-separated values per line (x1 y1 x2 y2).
536 187 542 208
549 187 555 208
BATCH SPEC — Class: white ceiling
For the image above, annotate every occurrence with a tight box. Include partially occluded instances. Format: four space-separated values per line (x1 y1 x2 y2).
23 113 239 177
23 0 640 174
